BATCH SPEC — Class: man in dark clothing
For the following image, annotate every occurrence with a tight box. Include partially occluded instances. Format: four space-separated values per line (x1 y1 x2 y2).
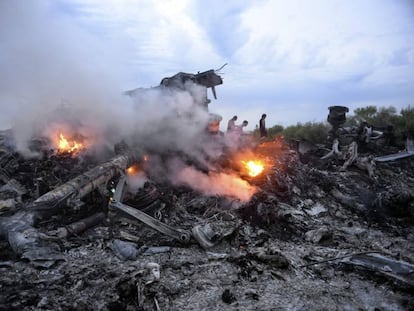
259 114 267 138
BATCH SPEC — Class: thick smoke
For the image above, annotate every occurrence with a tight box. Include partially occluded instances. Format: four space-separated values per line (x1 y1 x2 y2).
0 1 255 201
0 1 210 156
168 159 257 202
0 1 128 154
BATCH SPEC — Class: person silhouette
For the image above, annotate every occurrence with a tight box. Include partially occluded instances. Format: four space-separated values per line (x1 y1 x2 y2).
259 114 267 138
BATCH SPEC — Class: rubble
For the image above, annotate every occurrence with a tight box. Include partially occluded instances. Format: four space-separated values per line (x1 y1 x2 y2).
339 252 414 289
1 129 413 310
375 136 414 162
1 94 414 310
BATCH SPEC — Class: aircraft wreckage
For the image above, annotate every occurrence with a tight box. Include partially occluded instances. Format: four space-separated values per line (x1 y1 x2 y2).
1 69 413 310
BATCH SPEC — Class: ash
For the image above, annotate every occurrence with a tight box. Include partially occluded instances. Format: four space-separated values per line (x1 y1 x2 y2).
0 130 413 311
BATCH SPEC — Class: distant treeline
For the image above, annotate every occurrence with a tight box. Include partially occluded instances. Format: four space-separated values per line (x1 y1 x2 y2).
253 105 414 145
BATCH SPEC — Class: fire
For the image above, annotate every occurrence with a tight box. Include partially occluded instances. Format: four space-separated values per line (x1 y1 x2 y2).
58 133 84 154
127 164 140 175
175 165 257 202
242 160 264 177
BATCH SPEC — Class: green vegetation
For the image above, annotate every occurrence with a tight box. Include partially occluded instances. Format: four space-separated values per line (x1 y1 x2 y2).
268 124 284 137
282 122 330 144
399 106 414 134
346 105 414 137
253 105 414 145
252 122 330 144
346 105 397 127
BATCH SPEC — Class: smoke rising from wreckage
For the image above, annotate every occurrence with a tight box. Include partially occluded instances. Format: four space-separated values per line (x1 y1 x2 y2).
1 70 414 310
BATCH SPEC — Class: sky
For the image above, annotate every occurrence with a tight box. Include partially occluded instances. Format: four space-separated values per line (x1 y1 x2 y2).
1 0 414 132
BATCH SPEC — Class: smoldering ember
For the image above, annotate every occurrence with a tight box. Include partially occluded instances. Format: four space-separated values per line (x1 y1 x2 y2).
0 69 413 311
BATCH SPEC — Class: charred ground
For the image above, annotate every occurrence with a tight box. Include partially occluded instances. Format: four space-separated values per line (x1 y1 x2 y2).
0 129 413 311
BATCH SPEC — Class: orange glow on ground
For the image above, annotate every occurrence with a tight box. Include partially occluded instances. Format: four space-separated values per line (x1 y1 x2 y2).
58 133 84 154
242 160 265 177
126 164 140 175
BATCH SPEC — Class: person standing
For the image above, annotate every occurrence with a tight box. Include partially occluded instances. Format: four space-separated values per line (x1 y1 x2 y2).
259 114 267 138
227 115 238 132
228 120 249 149
234 120 248 135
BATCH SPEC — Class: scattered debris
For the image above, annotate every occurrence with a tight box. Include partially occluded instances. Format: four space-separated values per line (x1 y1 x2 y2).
340 253 414 289
305 226 332 244
1 85 414 310
375 136 414 162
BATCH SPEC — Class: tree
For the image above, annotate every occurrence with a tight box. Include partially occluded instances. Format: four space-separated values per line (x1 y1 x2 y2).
282 122 329 144
353 106 377 123
375 106 397 125
268 125 284 137
261 104 413 146
399 106 414 134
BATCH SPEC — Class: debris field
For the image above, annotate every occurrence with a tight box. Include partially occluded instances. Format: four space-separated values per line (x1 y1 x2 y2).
1 128 413 311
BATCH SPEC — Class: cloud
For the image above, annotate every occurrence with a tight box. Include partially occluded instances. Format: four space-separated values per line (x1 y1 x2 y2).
218 0 414 127
1 0 414 135
60 0 226 87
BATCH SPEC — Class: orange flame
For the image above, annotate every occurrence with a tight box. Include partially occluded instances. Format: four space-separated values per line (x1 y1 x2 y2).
242 160 264 177
127 164 140 175
58 133 84 154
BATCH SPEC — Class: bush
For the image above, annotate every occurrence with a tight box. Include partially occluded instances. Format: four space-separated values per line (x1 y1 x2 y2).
259 105 414 146
347 105 414 138
282 122 330 144
252 124 284 139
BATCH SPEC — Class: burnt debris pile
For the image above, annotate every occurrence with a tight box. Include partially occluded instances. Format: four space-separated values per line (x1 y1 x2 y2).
1 125 413 311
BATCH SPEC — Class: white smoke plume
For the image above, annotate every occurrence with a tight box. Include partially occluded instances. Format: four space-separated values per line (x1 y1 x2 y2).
127 173 149 193
168 158 257 202
0 1 211 157
0 1 255 201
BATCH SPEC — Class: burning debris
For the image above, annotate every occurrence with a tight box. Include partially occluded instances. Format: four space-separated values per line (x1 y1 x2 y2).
1 74 414 310
56 133 85 155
